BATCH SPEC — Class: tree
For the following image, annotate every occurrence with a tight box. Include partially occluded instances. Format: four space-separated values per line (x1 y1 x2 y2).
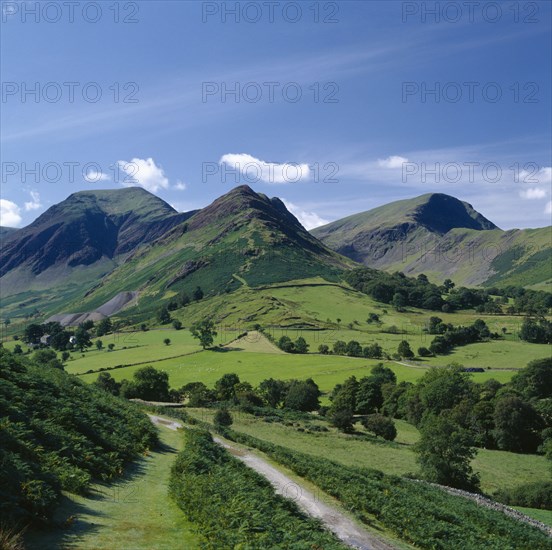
367 313 380 324
108 343 115 351
284 379 320 412
329 401 354 432
362 414 397 441
392 292 406 311
157 306 171 325
443 279 455 293
511 357 552 400
215 373 240 402
493 396 543 453
4 318 10 327
277 336 295 353
190 320 217 349
415 414 480 491
346 340 362 357
294 336 309 354
318 344 329 354
192 286 204 301
96 317 113 337
94 372 121 395
519 317 552 344
74 327 92 352
214 409 233 428
418 346 433 357
397 340 414 359
163 338 171 346
13 344 22 355
333 340 347 355
258 378 288 408
23 323 44 345
356 377 383 414
61 351 70 362
363 343 383 359
95 340 103 350
179 292 191 307
131 366 170 401
172 319 183 330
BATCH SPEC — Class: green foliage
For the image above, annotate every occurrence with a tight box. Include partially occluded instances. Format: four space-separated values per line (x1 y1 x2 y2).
163 338 171 346
397 340 414 359
214 373 240 402
284 379 320 412
494 482 552 510
493 396 543 453
190 319 217 349
157 306 171 325
213 409 233 428
362 414 397 441
223 428 551 550
172 319 182 330
169 430 344 549
415 414 480 491
519 317 552 344
258 378 288 408
96 317 113 337
0 349 157 526
511 358 552 400
121 366 171 402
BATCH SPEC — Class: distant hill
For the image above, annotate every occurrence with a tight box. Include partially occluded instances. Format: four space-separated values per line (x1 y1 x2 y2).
0 226 18 239
67 185 353 315
312 193 552 288
0 187 195 295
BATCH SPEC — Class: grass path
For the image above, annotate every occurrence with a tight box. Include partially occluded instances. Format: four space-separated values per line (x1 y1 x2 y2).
26 425 198 549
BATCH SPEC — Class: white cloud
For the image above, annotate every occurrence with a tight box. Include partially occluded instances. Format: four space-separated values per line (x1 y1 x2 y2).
117 157 169 193
519 187 547 200
24 190 42 211
83 170 110 183
545 201 552 215
220 153 310 184
0 199 22 227
282 200 329 230
377 155 409 169
519 166 552 185
173 180 187 191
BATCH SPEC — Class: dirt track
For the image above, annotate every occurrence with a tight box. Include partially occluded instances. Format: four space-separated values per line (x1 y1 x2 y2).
147 414 396 550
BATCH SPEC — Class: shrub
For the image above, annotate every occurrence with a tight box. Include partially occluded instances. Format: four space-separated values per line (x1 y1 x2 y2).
362 414 397 441
494 482 552 510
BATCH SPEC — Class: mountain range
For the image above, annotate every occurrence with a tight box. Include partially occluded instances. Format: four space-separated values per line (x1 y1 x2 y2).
1 186 550 321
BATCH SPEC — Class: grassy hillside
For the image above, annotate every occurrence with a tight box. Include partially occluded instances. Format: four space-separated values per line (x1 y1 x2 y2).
0 348 157 527
312 193 551 288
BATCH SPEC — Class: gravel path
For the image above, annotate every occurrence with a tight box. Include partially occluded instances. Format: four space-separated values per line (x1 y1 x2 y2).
148 414 396 549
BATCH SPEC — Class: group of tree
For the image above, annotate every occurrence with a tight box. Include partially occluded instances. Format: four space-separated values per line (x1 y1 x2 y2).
161 286 205 322
319 339 383 359
22 318 114 353
345 268 552 315
427 318 497 355
519 317 552 344
276 335 309 354
345 269 447 311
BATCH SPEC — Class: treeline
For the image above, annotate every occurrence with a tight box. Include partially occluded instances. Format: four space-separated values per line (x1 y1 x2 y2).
169 429 345 549
96 369 322 413
0 348 157 526
345 268 552 315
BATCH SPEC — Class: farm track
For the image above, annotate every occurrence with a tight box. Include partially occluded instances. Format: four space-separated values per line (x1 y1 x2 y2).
148 414 397 550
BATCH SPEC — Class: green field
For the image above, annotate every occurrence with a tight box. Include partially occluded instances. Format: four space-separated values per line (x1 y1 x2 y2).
72 332 517 393
26 424 198 550
187 408 551 498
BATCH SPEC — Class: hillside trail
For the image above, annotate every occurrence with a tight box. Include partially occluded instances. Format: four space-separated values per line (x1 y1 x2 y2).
148 414 397 550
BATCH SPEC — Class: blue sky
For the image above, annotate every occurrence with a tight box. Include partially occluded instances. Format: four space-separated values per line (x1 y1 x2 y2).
1 0 551 230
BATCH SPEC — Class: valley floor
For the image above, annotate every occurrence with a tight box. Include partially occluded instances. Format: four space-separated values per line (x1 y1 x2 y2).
25 425 198 550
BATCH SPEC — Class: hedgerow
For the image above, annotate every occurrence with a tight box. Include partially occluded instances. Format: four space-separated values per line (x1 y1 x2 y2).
169 429 345 549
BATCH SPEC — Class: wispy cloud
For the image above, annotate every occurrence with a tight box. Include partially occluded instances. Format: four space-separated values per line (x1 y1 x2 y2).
24 190 41 211
282 199 329 230
220 153 310 184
